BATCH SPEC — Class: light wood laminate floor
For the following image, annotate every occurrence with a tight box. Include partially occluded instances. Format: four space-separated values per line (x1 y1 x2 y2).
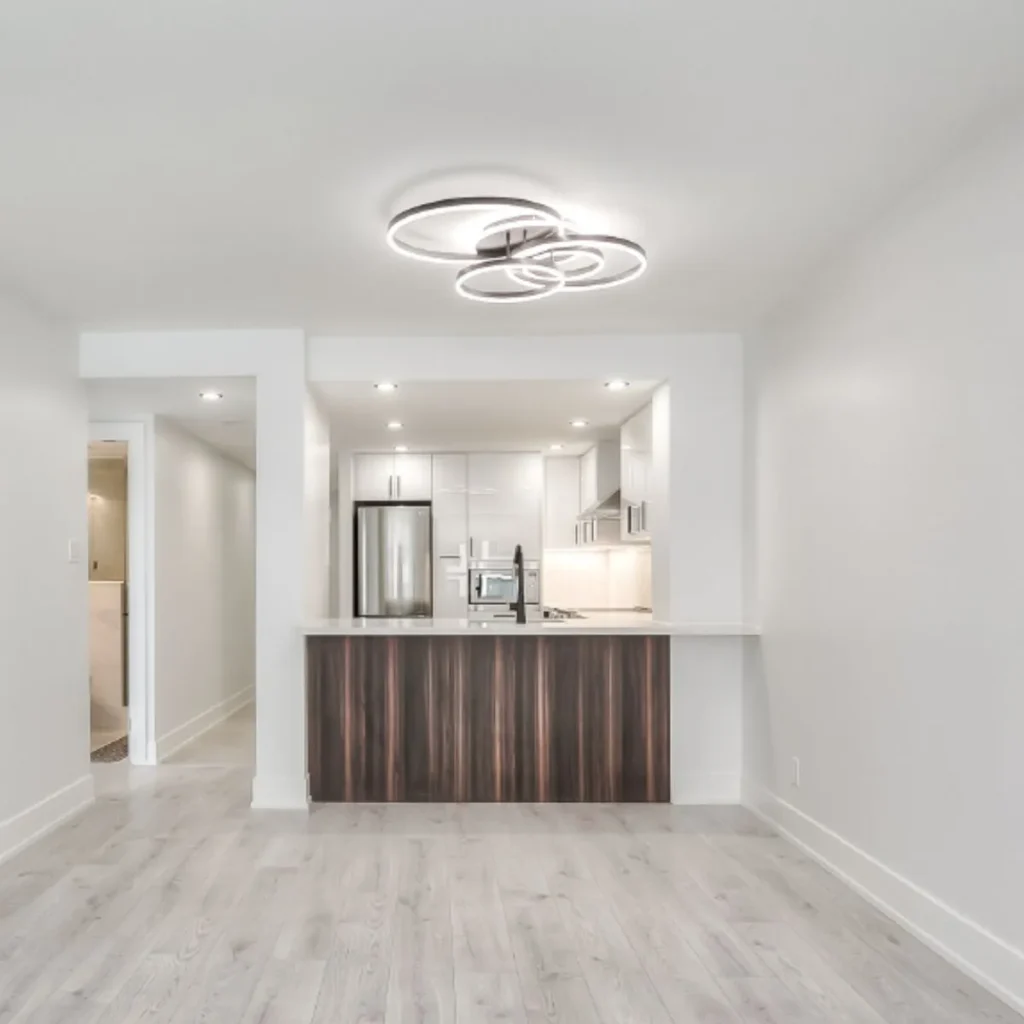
1 715 1017 1024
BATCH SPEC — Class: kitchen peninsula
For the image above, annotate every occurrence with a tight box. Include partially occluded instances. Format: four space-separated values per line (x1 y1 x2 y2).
305 617 682 804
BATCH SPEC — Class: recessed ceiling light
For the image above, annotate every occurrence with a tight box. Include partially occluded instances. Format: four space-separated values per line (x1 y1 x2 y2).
605 380 630 391
570 418 588 428
550 443 564 451
375 382 398 392
199 391 224 402
387 421 403 430
394 445 409 453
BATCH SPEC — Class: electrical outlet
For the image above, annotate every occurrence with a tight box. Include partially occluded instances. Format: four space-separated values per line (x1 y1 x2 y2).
791 756 801 788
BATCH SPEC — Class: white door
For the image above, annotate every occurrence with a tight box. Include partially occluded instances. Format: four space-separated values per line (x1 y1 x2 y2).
393 453 432 500
352 453 395 501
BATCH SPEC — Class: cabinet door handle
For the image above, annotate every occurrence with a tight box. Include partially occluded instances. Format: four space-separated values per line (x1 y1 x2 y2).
396 475 401 499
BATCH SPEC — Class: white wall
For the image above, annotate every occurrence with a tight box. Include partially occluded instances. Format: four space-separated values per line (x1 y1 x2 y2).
310 335 747 804
153 419 255 756
0 295 91 862
304 395 331 620
747 116 1024 1009
335 449 354 618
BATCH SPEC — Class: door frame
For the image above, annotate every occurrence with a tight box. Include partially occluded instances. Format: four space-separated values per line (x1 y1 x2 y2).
89 420 156 764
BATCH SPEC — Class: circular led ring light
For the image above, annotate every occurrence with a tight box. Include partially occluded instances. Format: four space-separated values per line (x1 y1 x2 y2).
455 258 565 303
476 213 564 258
515 234 648 291
507 242 606 285
386 196 646 301
387 197 564 264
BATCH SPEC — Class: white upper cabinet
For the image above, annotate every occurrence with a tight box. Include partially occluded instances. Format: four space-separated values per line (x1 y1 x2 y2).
620 402 653 539
392 453 431 500
579 440 620 513
352 453 431 501
543 456 581 549
352 453 395 501
431 454 468 617
468 452 543 561
579 446 598 513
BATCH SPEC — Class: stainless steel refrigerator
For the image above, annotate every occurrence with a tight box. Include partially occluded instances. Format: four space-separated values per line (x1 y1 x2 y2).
355 503 433 617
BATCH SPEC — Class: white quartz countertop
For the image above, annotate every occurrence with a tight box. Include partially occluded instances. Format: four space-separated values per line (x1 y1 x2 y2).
304 614 758 637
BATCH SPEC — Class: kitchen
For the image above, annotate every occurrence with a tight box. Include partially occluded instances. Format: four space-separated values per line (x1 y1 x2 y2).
325 378 657 626
307 377 671 803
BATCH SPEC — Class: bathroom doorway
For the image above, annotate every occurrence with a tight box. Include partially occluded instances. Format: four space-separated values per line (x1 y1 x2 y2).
87 440 129 761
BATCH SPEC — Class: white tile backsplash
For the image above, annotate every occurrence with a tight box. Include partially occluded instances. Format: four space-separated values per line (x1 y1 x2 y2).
542 546 651 610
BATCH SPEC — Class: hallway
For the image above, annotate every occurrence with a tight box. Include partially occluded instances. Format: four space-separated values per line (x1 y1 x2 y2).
165 704 255 768
0 725 1016 1022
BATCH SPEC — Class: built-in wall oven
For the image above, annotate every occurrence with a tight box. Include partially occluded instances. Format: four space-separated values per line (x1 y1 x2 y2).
468 562 540 621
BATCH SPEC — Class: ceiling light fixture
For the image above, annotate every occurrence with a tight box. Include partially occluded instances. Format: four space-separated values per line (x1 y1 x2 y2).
570 418 588 428
550 443 564 451
387 421 403 430
394 445 409 453
386 197 646 303
605 380 630 391
375 382 397 392
199 391 224 402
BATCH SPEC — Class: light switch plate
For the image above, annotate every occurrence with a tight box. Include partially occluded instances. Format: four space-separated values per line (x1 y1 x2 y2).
67 539 82 564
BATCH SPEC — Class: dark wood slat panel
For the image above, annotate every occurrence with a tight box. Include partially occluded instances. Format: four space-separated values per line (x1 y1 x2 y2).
307 633 670 803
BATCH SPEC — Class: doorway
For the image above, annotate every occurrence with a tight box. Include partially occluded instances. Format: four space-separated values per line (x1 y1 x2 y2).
87 440 129 761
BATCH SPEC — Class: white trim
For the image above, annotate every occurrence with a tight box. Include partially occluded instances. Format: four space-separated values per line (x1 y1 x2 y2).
672 772 741 805
747 785 1024 1015
0 776 95 868
89 420 156 766
251 772 310 811
156 688 254 761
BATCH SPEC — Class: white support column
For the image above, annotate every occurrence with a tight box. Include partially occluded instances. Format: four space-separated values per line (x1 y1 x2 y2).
650 337 746 804
252 353 310 810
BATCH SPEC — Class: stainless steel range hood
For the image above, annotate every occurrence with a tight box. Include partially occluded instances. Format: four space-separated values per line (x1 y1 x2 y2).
579 488 622 520
577 440 622 520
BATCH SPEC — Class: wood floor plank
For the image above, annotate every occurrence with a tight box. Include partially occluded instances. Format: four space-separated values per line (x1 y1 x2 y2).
0 714 1017 1024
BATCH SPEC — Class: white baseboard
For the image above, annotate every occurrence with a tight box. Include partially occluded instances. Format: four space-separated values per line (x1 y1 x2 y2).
0 774 95 868
672 771 741 805
251 772 309 811
746 784 1024 1015
156 687 253 761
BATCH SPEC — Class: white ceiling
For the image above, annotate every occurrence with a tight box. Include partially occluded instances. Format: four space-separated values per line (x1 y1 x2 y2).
314 380 659 454
2 1 1023 334
85 377 257 468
